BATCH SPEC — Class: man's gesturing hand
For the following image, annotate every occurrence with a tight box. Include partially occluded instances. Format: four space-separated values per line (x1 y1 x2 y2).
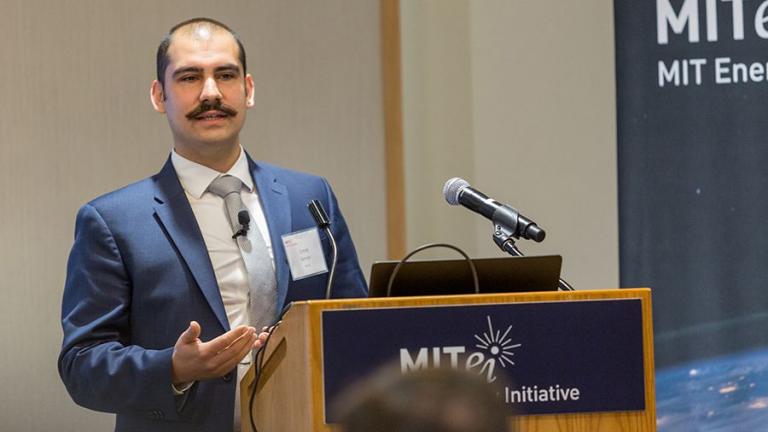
171 321 258 386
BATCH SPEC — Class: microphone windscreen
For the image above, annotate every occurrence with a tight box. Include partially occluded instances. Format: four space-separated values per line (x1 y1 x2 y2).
237 209 251 225
308 200 330 228
443 177 470 205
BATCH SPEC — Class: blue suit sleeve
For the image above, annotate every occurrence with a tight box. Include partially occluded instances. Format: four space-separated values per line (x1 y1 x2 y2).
321 179 369 298
58 204 182 419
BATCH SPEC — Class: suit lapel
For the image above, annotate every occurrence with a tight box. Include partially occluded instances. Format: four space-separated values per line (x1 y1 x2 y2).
152 159 230 332
249 157 292 310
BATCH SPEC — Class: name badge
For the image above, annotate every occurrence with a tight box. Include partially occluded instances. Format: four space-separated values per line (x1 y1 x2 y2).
281 228 329 280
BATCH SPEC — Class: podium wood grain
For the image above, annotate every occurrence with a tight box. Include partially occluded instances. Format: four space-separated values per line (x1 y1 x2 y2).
241 288 656 432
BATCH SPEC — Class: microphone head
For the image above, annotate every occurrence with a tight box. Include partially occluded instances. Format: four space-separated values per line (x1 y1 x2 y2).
443 177 470 206
237 209 251 226
308 200 331 228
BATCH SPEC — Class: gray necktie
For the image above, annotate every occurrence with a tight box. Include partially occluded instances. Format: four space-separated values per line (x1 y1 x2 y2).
208 175 278 333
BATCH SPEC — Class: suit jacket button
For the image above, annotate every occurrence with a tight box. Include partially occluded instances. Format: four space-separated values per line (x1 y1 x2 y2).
223 372 233 382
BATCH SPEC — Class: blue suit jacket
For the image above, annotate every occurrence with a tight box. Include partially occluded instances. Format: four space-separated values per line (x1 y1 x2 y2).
58 156 368 431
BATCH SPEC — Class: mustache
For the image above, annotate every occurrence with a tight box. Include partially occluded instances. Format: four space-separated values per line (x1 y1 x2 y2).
185 100 238 120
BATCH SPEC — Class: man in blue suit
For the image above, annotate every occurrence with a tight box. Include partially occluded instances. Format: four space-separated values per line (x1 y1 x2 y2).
58 18 368 431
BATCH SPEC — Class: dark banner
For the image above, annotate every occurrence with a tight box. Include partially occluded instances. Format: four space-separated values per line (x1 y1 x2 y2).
616 0 768 366
615 0 768 429
321 300 645 423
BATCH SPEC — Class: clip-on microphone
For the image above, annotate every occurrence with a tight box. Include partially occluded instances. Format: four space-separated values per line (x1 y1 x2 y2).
232 209 251 239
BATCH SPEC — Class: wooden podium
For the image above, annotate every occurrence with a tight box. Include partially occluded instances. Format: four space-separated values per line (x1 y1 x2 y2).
241 288 655 432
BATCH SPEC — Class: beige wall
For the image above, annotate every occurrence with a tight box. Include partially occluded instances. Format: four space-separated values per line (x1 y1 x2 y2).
0 1 384 430
402 0 619 289
401 0 478 257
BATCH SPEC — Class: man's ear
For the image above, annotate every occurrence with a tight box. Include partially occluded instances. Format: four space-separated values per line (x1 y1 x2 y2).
245 74 255 108
150 80 166 113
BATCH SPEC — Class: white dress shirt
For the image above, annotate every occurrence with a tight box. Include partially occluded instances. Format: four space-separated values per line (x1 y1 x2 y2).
171 147 275 431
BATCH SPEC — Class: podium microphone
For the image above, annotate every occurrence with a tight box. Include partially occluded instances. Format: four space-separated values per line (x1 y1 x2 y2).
443 177 545 242
308 200 338 299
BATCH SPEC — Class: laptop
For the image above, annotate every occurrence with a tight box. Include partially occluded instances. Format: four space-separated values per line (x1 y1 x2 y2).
368 255 562 297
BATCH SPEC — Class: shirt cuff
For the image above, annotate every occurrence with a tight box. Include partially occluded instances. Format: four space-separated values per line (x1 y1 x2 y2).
171 381 195 396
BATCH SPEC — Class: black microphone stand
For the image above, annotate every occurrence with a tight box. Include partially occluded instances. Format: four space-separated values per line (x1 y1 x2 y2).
491 210 575 291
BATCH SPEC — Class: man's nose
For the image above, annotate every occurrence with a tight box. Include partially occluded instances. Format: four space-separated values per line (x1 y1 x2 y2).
200 77 222 102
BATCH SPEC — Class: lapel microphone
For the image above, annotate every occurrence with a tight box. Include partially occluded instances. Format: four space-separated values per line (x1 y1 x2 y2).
232 209 251 239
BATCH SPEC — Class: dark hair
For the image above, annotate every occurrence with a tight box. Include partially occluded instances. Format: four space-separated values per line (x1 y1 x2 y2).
155 17 247 88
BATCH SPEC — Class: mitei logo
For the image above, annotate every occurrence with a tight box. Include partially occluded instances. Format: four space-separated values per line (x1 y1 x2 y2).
399 316 521 383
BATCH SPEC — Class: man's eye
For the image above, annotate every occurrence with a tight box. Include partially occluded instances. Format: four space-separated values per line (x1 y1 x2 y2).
179 76 198 82
218 73 235 80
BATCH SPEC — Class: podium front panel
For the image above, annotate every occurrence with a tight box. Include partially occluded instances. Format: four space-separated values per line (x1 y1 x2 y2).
322 298 645 422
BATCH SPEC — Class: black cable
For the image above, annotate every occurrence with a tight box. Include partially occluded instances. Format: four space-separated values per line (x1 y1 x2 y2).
385 243 479 297
247 303 293 432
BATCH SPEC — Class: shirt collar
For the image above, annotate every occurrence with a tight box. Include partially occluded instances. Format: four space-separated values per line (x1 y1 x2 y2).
171 146 254 199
